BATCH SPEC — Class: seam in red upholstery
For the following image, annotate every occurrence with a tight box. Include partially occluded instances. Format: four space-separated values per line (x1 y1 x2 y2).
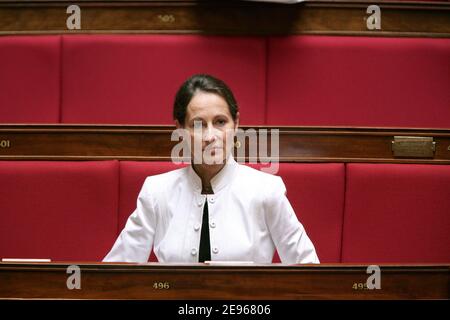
58 36 63 123
339 163 348 263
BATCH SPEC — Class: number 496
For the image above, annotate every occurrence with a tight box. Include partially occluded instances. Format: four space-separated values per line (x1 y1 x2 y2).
153 282 170 289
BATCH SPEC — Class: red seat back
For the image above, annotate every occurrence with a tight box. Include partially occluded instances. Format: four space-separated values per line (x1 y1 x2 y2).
0 160 119 261
0 36 61 123
246 163 346 262
267 36 450 128
342 163 450 263
61 35 266 125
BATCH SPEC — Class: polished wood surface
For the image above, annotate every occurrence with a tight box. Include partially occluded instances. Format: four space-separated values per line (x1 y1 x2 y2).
0 1 449 37
1 124 450 164
0 262 448 299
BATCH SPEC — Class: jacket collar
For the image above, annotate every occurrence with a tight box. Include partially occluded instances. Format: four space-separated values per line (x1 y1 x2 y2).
188 154 238 194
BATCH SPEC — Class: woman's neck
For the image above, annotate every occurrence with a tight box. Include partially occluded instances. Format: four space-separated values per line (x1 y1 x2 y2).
192 162 225 194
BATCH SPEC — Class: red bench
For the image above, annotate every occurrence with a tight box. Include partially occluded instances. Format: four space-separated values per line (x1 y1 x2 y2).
1 35 449 127
1 160 449 263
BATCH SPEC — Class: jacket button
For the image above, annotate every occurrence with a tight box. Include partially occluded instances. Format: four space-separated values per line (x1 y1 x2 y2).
194 223 201 231
209 197 215 203
210 221 216 228
191 248 197 256
212 247 219 254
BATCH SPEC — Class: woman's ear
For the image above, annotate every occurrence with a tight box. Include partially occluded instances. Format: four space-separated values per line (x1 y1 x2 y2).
234 112 240 134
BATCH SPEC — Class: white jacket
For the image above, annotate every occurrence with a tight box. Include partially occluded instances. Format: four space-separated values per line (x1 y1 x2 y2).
104 157 319 264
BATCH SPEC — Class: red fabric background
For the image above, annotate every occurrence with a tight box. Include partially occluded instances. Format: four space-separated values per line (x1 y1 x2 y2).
267 36 450 128
342 163 450 263
0 36 61 123
0 161 119 261
61 35 266 125
2 35 448 128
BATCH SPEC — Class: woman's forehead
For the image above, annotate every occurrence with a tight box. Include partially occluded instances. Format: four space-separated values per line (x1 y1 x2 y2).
186 92 231 119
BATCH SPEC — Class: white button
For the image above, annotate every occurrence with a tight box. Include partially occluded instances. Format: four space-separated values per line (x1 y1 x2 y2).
210 221 216 228
194 223 201 231
209 197 215 203
191 248 197 256
212 247 219 254
197 200 203 207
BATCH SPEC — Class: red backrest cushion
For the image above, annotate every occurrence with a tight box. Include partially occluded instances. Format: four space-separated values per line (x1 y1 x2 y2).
267 36 450 128
248 163 346 262
61 35 266 125
2 34 448 128
342 163 450 263
0 36 61 123
0 160 119 261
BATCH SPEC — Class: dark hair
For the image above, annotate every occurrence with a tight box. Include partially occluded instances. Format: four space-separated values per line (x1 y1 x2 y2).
173 74 239 126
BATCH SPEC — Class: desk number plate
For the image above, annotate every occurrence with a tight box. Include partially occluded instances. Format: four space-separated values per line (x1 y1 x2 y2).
392 136 436 158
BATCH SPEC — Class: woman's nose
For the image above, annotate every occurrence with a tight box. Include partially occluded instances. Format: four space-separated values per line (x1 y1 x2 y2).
203 125 217 142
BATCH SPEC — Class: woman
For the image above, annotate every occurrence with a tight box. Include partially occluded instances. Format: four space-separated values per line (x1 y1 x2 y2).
104 74 319 264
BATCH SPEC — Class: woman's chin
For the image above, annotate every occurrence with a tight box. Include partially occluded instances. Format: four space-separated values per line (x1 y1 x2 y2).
203 151 225 165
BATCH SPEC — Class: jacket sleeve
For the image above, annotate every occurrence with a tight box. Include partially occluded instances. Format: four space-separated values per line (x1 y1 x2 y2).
264 176 320 264
103 177 157 263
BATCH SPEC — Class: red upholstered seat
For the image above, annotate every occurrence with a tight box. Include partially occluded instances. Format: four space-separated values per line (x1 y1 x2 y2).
1 160 448 263
0 160 119 261
61 35 266 125
275 163 345 263
266 36 450 128
0 36 61 123
247 163 346 262
342 164 450 263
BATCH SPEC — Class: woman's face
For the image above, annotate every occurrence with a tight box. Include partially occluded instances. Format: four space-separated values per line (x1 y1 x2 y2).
179 91 239 166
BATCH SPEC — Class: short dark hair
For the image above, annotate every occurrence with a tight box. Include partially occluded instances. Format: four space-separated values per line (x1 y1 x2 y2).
173 74 239 126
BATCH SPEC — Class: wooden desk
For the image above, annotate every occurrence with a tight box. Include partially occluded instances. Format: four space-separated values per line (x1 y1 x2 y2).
0 262 448 300
0 1 449 37
1 125 450 164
